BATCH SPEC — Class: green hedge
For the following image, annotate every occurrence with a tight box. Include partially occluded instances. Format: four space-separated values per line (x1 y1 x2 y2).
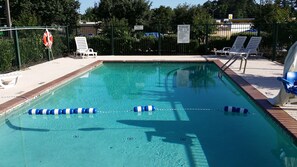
0 31 67 73
0 40 15 72
72 35 201 55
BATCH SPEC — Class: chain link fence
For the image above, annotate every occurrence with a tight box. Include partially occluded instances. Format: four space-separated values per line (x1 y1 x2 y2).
0 26 69 73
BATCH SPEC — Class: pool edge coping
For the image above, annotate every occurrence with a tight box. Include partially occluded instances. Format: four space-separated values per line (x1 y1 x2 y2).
213 60 297 142
0 60 103 116
0 58 296 141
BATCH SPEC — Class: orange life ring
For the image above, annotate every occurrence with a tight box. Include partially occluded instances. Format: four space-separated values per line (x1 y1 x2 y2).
43 30 53 47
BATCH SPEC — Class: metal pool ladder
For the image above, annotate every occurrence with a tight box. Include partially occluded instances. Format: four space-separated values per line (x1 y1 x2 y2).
218 54 247 78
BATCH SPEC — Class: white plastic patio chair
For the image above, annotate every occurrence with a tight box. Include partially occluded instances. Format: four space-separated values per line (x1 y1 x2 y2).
214 36 247 56
0 73 20 89
74 37 97 58
229 36 262 73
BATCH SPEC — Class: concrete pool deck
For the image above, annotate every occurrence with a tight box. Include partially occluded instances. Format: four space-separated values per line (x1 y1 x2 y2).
0 55 296 139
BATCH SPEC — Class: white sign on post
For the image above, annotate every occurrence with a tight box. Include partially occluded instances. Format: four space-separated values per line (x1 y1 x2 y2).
177 25 190 44
134 25 144 31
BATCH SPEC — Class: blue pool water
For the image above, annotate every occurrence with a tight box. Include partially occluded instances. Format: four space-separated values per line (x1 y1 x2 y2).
0 62 296 167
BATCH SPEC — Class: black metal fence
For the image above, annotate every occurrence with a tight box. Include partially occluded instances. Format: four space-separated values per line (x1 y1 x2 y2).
74 22 297 62
0 23 296 72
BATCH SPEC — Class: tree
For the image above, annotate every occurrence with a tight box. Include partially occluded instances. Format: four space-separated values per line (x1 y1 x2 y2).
276 0 297 8
94 0 151 26
13 11 38 26
10 0 80 28
0 0 5 24
101 17 130 38
81 8 97 21
149 6 174 33
192 7 215 42
172 4 212 26
173 4 193 25
129 0 152 25
202 0 258 19
254 2 290 25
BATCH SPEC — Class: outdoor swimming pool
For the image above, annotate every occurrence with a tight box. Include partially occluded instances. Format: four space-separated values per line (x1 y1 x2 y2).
0 62 296 167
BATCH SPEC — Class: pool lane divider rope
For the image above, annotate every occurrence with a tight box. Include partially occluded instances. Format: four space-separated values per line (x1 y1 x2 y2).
224 106 249 114
133 105 156 112
133 105 249 114
28 105 249 115
28 108 96 115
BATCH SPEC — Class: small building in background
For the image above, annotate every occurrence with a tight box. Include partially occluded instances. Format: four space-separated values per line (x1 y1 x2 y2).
229 18 255 33
77 21 102 36
213 18 256 38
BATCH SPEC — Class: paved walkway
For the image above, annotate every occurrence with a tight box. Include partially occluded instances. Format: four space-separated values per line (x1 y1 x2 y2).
0 55 296 121
0 57 102 112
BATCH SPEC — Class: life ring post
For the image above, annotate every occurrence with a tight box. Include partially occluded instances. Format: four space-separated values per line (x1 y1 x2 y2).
47 47 54 61
43 29 54 60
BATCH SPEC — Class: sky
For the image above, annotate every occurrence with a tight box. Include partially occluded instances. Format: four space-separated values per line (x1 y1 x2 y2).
78 0 209 14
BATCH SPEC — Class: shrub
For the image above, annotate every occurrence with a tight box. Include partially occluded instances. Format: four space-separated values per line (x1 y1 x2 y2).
0 39 15 72
134 36 157 54
88 36 111 55
0 29 68 72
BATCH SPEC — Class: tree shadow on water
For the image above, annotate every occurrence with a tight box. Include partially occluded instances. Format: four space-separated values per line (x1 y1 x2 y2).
5 119 50 132
117 119 209 167
78 127 104 131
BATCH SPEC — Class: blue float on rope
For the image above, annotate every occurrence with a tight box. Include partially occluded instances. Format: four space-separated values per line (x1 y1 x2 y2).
224 106 237 112
50 109 62 115
62 108 73 114
40 109 50 115
85 108 96 114
133 105 155 112
236 107 249 114
144 105 155 111
28 108 97 115
73 108 85 114
28 109 39 115
224 106 248 114
133 106 144 112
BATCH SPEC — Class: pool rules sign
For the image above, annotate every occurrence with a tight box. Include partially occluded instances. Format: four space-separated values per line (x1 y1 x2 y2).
177 25 190 43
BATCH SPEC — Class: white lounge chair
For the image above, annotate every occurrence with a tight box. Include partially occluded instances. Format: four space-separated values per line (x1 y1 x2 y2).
0 73 20 89
229 36 262 58
229 36 262 73
215 36 247 56
74 37 97 58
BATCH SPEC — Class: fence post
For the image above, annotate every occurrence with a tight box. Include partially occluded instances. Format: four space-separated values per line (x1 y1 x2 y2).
257 24 261 37
66 26 70 55
47 48 51 61
272 22 278 61
13 28 21 70
158 23 161 55
205 24 209 53
111 24 115 55
75 26 78 36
